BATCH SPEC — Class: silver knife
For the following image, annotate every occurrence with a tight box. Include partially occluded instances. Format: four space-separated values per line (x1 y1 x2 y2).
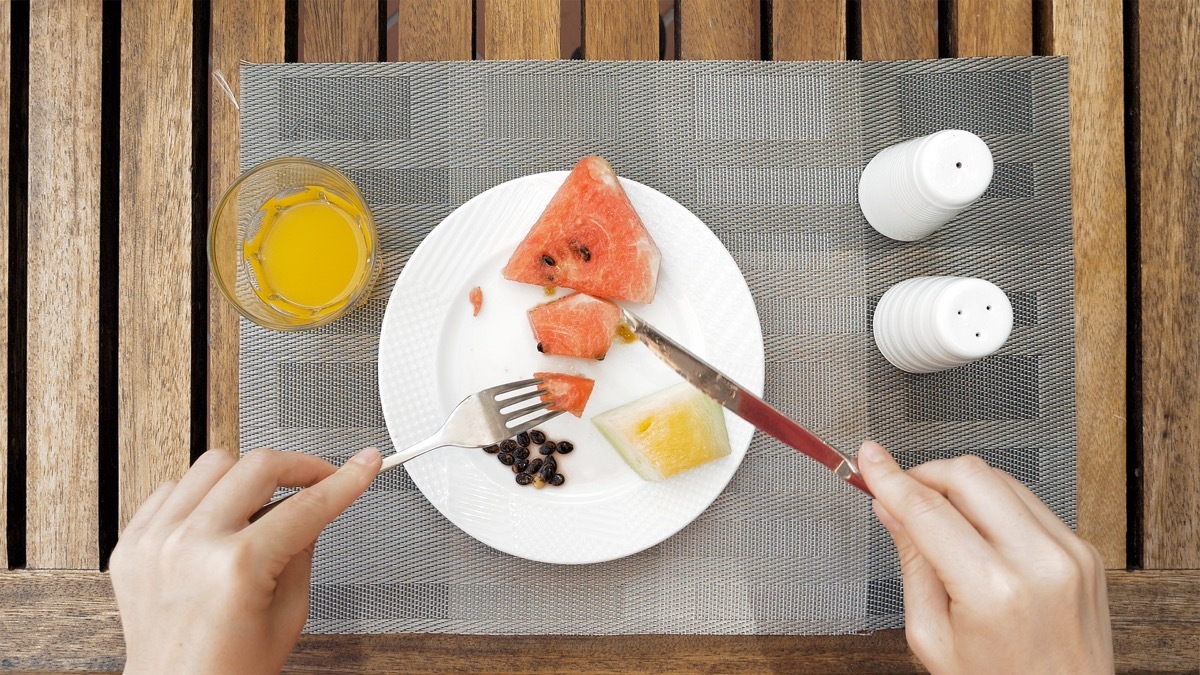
621 309 873 496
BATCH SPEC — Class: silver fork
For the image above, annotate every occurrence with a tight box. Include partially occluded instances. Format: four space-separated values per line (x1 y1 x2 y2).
250 378 564 521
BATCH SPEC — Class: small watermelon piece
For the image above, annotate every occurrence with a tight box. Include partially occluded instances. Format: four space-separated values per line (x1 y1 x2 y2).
469 286 483 316
528 293 620 359
534 372 595 417
502 156 661 304
593 383 731 481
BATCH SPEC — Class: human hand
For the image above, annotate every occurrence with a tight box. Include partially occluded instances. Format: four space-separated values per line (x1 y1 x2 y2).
858 441 1113 675
110 447 382 674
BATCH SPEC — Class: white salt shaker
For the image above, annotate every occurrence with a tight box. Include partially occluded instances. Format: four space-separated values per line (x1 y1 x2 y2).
858 130 994 241
873 276 1013 374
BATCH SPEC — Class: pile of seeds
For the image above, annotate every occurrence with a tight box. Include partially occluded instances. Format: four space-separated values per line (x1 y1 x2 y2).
484 428 574 488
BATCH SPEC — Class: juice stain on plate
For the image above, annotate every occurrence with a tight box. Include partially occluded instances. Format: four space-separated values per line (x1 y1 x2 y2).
243 185 372 317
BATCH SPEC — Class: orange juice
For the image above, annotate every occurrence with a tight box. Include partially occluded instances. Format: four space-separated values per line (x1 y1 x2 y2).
243 185 373 318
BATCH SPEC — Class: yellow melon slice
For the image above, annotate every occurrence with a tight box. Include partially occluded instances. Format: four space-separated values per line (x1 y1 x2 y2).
593 383 731 481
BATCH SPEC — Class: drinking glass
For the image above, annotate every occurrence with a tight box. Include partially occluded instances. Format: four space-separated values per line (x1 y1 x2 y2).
209 157 379 331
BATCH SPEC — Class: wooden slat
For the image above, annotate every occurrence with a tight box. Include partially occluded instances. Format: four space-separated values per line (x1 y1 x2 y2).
947 0 1031 57
298 0 378 62
771 0 845 61
118 1 194 530
678 0 759 60
860 0 936 60
583 0 658 60
1043 0 1128 570
396 0 472 61
0 570 123 671
2 569 1197 671
1137 0 1200 568
0 0 10 569
485 0 560 60
208 0 287 458
25 0 101 569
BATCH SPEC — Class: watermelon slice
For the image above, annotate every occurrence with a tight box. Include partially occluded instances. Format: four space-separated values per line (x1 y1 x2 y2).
502 156 661 304
527 293 620 359
534 372 595 417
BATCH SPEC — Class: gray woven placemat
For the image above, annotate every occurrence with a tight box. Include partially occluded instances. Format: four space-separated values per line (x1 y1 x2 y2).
238 57 1074 635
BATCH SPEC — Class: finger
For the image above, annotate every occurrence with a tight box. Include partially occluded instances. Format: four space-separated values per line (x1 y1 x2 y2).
247 447 381 560
194 449 340 527
858 441 997 589
270 540 315 639
999 472 1071 535
122 480 177 535
152 449 238 525
994 471 1078 543
874 501 951 660
907 456 1055 552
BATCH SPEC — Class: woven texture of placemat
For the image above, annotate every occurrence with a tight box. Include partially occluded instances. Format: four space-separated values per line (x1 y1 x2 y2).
238 57 1074 635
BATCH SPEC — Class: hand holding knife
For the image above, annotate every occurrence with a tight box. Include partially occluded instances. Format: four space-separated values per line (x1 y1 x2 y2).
621 309 873 497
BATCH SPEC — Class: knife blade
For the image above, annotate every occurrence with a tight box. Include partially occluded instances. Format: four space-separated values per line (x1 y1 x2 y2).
621 309 872 497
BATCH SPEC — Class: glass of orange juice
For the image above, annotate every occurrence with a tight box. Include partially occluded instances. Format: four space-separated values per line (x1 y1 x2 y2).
209 158 379 331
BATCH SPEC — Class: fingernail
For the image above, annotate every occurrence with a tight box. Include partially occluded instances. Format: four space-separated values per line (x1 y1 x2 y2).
350 447 380 466
860 442 887 465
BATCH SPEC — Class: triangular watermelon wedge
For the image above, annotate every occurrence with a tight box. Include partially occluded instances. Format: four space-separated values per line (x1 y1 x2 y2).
502 156 661 304
534 372 596 418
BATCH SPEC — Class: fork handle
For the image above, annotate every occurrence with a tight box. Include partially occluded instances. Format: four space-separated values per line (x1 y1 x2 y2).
249 435 445 523
380 434 445 472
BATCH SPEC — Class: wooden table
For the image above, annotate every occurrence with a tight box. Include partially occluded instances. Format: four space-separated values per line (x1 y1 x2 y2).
1 0 1197 671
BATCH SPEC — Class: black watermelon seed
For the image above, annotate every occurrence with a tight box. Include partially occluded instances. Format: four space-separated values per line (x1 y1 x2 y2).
514 446 530 460
526 458 543 474
544 441 558 453
538 443 554 456
515 458 529 472
529 430 546 444
543 456 557 474
556 441 574 454
516 431 530 447
549 473 565 486
539 463 555 482
501 439 519 453
516 473 533 486
542 254 556 266
483 444 500 454
536 342 544 353
570 242 592 262
498 453 515 466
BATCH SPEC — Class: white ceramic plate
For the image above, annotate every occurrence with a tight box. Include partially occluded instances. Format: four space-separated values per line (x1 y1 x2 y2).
378 171 764 564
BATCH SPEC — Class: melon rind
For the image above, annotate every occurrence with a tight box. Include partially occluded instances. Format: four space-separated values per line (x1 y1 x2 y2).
592 382 732 482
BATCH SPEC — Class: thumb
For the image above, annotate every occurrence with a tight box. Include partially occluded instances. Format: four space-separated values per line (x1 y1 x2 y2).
271 539 316 634
248 447 381 559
